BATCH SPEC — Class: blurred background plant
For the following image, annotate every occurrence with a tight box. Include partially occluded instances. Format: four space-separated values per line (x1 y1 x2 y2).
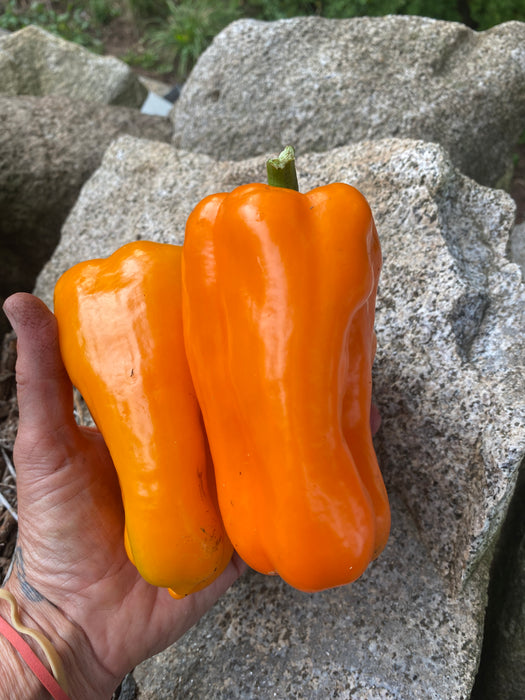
134 0 242 78
1 0 524 82
0 0 111 51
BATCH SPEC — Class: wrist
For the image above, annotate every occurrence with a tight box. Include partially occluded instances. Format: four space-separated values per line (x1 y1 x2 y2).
0 575 116 699
0 624 46 699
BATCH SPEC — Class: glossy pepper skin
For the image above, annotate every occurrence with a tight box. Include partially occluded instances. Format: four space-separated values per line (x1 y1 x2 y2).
182 182 390 592
54 241 232 598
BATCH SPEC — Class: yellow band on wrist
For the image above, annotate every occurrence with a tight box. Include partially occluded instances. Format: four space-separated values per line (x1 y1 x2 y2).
0 588 68 692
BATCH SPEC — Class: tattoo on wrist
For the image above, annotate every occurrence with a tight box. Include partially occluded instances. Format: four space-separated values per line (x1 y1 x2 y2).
12 547 45 603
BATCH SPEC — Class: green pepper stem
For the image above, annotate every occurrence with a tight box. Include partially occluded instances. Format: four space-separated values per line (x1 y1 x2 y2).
266 146 299 191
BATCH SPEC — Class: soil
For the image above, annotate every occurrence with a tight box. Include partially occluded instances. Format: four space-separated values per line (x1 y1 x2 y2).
0 331 17 582
99 14 179 85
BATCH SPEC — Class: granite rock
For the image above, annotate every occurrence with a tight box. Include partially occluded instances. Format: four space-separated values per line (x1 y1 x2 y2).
171 16 525 188
0 94 172 336
34 135 524 696
134 492 488 700
0 25 147 107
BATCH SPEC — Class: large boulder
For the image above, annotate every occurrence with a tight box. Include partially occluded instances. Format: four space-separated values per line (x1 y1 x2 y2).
0 25 147 107
34 135 524 697
171 16 525 188
0 95 172 339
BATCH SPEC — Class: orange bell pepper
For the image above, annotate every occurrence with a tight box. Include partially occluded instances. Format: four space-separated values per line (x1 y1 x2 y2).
182 147 390 592
54 241 232 598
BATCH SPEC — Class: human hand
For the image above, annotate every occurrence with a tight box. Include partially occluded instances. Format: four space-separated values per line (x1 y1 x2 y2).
1 292 246 699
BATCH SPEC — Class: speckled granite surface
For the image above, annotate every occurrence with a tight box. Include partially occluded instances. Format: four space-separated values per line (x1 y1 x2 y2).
171 16 525 188
133 492 489 699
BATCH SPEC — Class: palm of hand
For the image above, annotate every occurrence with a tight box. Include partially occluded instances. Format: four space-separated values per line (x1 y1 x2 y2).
3 293 244 690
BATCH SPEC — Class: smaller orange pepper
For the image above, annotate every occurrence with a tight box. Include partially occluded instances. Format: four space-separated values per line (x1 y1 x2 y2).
54 241 232 598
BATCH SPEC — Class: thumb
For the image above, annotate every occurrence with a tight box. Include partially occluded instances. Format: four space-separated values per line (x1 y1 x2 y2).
2 292 75 446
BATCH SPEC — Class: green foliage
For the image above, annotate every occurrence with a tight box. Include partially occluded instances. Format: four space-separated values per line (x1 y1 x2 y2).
88 0 120 25
0 0 119 51
125 0 168 20
144 0 242 78
242 0 524 25
122 43 161 70
320 0 462 22
468 0 525 28
240 0 320 20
